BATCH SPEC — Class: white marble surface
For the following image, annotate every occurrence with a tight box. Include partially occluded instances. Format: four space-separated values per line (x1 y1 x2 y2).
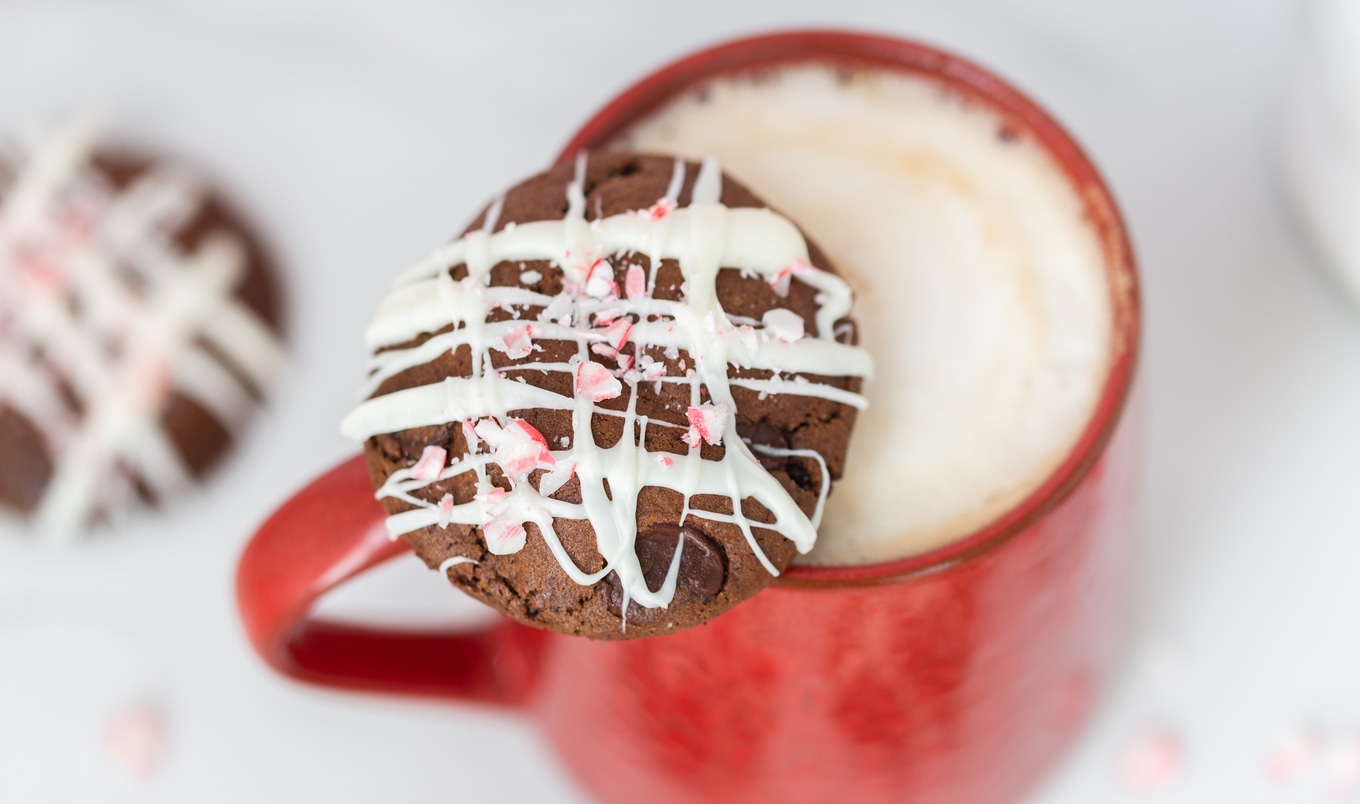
2 1 1357 802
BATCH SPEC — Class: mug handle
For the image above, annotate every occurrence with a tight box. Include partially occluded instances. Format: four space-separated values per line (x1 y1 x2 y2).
235 454 546 706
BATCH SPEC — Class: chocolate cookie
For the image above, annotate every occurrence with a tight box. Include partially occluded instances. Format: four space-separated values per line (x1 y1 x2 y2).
0 124 285 536
343 152 872 639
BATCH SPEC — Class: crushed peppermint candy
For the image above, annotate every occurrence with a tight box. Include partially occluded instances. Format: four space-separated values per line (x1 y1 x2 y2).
770 269 792 298
768 259 808 298
735 324 759 353
593 305 626 326
436 493 456 528
538 455 578 497
539 293 574 327
1119 727 1182 793
104 702 165 777
461 419 480 450
584 258 618 299
498 323 538 359
590 339 634 371
1324 735 1360 795
484 517 528 554
598 318 632 351
644 197 677 220
475 485 507 509
1260 732 1360 795
519 268 543 284
1263 726 1322 784
637 355 667 381
625 264 648 299
576 360 623 401
410 445 447 482
473 417 503 446
684 402 731 448
491 419 554 481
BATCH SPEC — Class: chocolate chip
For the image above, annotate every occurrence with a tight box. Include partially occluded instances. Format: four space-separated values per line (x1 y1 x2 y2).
737 421 818 490
785 458 816 491
600 523 725 618
736 420 789 471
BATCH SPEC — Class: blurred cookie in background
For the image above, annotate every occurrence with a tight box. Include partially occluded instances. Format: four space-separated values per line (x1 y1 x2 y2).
0 123 285 537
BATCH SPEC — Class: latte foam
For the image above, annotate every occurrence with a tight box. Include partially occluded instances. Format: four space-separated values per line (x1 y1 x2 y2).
617 65 1112 565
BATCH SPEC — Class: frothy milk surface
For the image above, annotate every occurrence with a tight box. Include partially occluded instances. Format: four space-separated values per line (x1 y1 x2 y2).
618 66 1112 565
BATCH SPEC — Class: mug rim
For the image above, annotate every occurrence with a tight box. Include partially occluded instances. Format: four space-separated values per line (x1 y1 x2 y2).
557 29 1141 589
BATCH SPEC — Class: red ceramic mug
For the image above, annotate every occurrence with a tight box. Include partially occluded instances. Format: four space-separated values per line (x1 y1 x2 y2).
237 31 1140 804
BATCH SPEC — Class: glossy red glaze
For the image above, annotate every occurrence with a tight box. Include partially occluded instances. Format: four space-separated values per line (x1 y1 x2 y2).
236 30 1140 804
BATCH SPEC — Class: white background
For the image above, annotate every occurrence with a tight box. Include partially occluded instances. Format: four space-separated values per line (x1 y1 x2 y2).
1 1 1357 802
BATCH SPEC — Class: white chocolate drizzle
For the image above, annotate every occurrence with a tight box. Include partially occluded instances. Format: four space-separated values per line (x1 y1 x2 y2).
0 123 285 537
342 155 872 614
